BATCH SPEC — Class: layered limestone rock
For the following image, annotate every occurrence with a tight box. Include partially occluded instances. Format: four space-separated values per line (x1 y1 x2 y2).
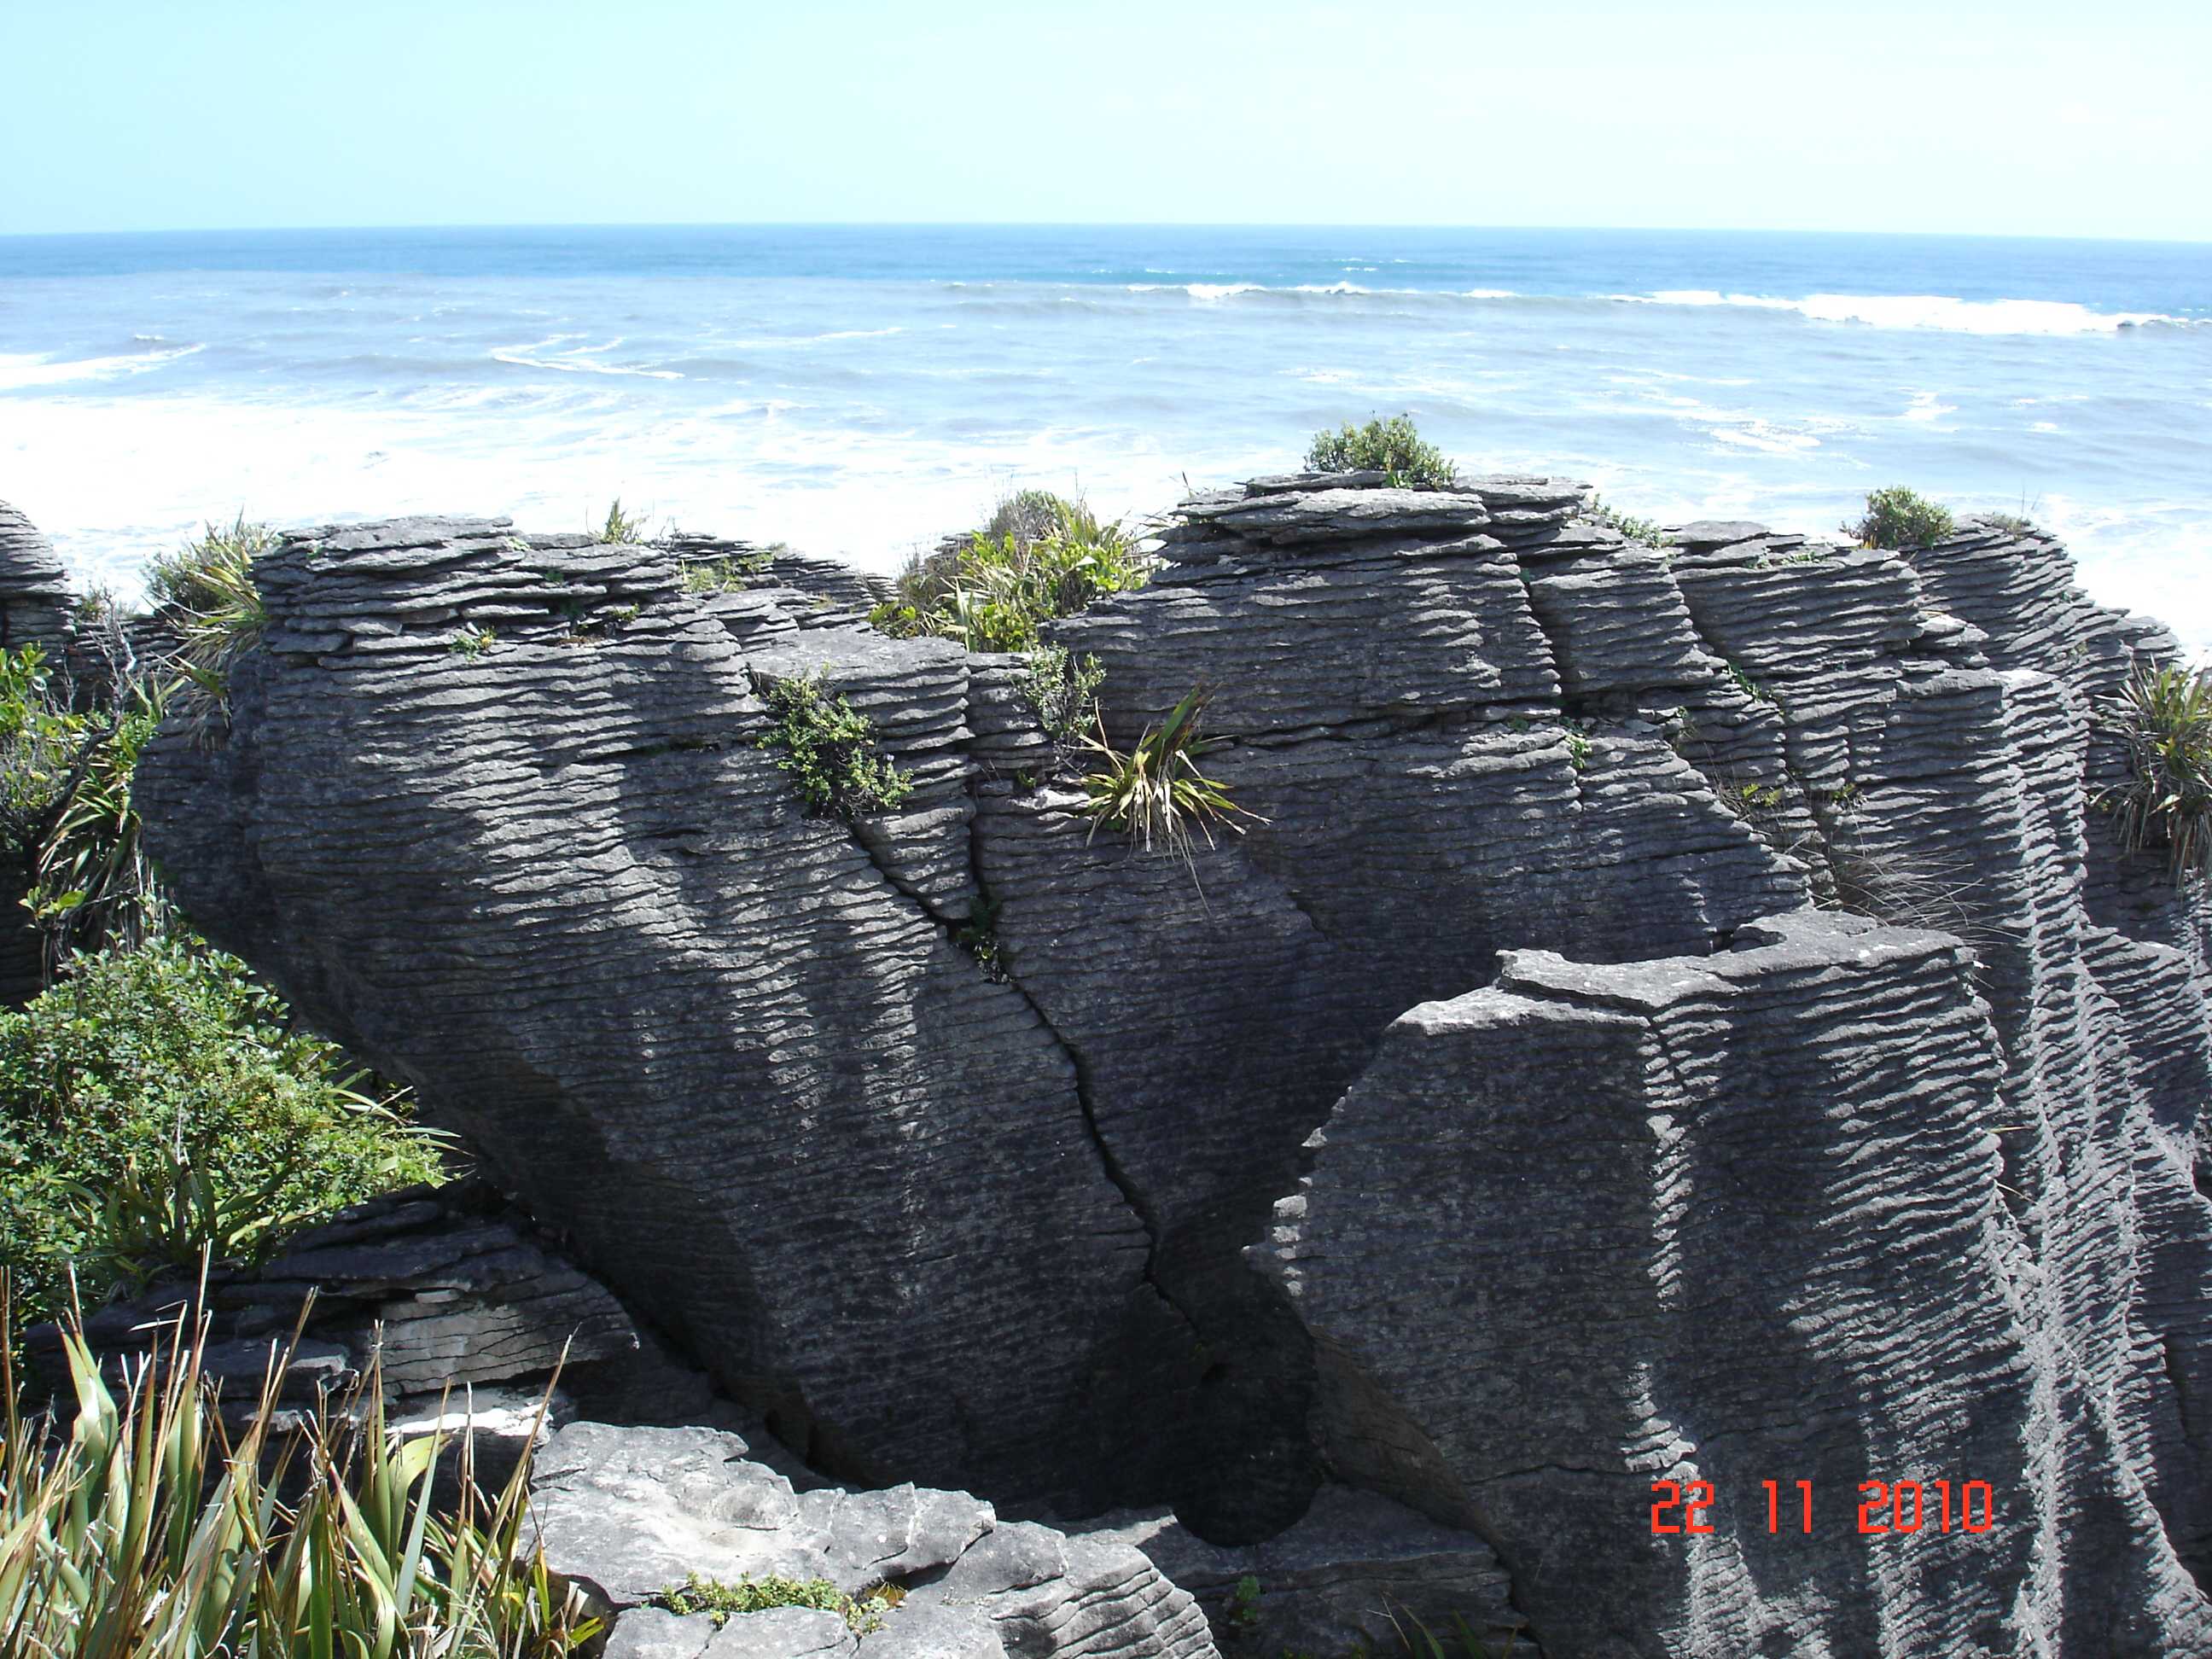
533 1421 1217 1659
135 476 2212 1656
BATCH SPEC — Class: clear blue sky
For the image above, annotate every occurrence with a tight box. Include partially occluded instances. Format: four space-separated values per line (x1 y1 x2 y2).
3 0 2208 240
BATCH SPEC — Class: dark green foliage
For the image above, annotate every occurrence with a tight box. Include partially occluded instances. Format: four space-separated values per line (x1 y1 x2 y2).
145 514 282 613
0 937 446 1334
1304 416 1455 487
681 545 780 594
595 498 650 544
1078 687 1261 859
754 674 914 820
1849 487 1955 551
658 1571 901 1634
871 492 1147 652
0 645 167 960
1020 645 1108 749
149 515 277 719
2098 663 2212 884
1585 495 1668 544
953 897 1006 981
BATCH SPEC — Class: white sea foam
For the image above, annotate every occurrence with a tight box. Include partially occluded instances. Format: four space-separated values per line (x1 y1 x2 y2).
0 344 205 389
489 336 683 379
1632 288 2189 336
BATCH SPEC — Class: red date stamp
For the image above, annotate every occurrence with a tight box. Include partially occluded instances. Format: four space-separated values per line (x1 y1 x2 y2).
1650 1479 1995 1535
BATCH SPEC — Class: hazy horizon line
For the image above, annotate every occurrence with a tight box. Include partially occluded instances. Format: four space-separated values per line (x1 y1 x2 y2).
3 220 2209 249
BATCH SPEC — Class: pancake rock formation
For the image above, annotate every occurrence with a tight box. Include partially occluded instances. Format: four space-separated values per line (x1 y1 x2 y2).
135 479 2212 1656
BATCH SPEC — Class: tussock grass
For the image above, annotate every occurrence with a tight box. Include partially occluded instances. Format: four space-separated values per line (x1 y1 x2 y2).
872 492 1147 653
2098 662 2212 884
1077 687 1260 862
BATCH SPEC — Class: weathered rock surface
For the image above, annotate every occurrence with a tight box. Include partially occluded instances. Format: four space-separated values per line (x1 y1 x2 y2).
32 1182 725 1447
1079 1486 1522 1657
532 1421 1216 1658
131 478 2212 1656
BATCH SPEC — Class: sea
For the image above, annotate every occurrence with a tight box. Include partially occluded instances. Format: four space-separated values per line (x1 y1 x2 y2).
1 224 2208 648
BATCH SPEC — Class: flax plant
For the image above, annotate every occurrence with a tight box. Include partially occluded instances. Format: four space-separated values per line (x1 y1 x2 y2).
0 1289 600 1657
1076 687 1261 863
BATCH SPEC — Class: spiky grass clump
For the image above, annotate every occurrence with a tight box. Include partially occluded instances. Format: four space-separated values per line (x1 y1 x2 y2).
1849 487 1955 551
1304 416 1455 487
0 645 169 961
2098 663 2212 884
872 492 1147 653
1077 687 1260 860
594 499 650 544
149 516 279 719
0 1302 601 1657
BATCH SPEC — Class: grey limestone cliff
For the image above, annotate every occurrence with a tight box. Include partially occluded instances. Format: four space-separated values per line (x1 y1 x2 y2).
130 475 2212 1656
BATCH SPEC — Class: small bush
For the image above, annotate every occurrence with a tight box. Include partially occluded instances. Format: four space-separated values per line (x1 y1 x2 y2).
1849 487 1955 551
1304 416 1455 487
659 1570 900 1635
1986 512 2034 534
0 1304 601 1656
1077 688 1261 859
0 936 445 1333
595 498 650 544
150 515 278 716
873 492 1147 653
681 545 780 594
2099 663 2212 884
754 674 914 821
1020 645 1107 749
450 625 498 659
0 644 168 960
1586 496 1668 544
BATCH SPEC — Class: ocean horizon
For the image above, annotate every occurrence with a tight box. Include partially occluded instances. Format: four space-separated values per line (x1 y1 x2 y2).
3 223 2208 647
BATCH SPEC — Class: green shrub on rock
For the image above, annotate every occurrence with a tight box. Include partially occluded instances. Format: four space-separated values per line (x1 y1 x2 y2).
872 492 1147 653
0 643 169 962
754 673 914 821
1304 416 1455 487
0 936 445 1333
2099 662 2212 885
1849 487 1955 551
149 515 278 718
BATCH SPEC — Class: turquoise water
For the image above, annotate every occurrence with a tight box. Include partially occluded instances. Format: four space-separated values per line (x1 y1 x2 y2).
1 225 2207 644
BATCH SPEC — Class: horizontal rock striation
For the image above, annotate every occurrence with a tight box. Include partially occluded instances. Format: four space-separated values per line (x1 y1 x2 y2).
533 1421 1217 1659
130 475 2212 1656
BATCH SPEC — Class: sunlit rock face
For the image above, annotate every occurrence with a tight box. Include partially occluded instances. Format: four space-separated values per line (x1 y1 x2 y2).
139 479 2212 1655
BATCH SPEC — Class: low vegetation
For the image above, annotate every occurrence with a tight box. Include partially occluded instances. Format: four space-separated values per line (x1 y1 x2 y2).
0 935 446 1336
658 1570 904 1635
594 498 650 544
0 645 169 962
149 515 281 719
871 491 1148 652
1848 486 1955 551
1077 687 1260 860
1019 643 1108 749
1585 495 1668 544
0 1306 600 1656
1305 415 1455 487
2098 662 2212 884
680 545 779 594
754 673 914 820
